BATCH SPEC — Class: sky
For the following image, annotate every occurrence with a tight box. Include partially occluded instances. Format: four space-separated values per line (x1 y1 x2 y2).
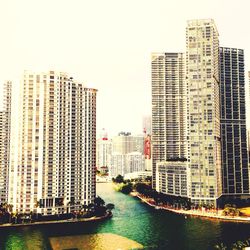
1 0 250 136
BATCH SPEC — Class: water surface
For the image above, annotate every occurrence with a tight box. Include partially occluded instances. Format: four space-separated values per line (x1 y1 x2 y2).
0 183 250 249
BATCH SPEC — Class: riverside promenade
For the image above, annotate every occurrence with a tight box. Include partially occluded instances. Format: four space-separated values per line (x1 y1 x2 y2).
0 211 112 229
131 192 250 223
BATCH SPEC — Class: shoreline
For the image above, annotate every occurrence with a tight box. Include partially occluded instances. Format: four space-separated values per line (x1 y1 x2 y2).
131 192 250 223
0 211 112 229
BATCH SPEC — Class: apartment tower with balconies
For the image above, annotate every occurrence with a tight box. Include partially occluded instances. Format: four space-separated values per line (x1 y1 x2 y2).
8 71 97 214
186 19 221 206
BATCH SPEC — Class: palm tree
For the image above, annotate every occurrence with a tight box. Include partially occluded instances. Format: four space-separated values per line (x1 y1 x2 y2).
12 212 18 224
7 204 13 213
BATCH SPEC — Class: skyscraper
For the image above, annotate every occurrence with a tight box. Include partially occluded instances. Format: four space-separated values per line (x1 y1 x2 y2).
219 47 249 196
151 52 186 189
8 71 97 214
0 81 12 204
186 19 221 205
97 129 112 174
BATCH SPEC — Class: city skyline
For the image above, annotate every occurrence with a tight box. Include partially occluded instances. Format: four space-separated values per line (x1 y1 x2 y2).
1 1 250 247
1 0 250 135
152 19 250 207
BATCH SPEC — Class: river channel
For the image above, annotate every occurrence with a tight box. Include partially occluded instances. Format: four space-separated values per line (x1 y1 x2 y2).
0 182 250 249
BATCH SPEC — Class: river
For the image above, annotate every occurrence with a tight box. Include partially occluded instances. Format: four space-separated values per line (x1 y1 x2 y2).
0 182 250 249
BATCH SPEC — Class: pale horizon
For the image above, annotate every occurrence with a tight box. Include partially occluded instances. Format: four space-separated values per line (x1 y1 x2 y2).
1 0 250 136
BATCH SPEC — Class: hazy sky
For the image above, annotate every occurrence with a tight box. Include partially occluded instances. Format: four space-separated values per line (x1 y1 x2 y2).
1 0 250 136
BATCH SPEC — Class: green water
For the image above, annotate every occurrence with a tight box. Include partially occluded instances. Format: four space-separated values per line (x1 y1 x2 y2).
0 183 250 249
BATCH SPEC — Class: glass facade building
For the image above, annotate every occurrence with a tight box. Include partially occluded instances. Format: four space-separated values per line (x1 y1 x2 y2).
219 47 249 195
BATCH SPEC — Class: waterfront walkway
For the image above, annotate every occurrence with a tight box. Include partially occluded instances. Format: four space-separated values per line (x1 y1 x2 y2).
0 211 112 228
131 192 250 223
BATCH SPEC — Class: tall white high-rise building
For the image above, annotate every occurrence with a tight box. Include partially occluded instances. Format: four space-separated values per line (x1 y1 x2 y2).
0 81 12 204
8 71 97 214
151 53 187 190
186 19 221 205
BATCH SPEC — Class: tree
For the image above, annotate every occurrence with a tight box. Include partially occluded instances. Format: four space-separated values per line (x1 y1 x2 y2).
134 182 155 198
81 204 88 211
94 196 105 207
222 204 240 217
120 183 132 194
106 203 115 211
87 203 95 212
7 204 13 213
114 175 124 183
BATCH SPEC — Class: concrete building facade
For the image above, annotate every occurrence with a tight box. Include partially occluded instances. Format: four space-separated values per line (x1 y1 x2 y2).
0 81 12 204
186 19 221 205
156 161 188 197
151 52 187 191
8 71 97 214
112 132 144 155
126 152 145 174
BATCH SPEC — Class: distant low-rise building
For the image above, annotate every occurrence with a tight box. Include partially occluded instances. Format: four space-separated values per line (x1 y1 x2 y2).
112 132 144 155
110 153 126 178
124 171 152 181
110 152 145 178
126 152 145 174
110 132 145 178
